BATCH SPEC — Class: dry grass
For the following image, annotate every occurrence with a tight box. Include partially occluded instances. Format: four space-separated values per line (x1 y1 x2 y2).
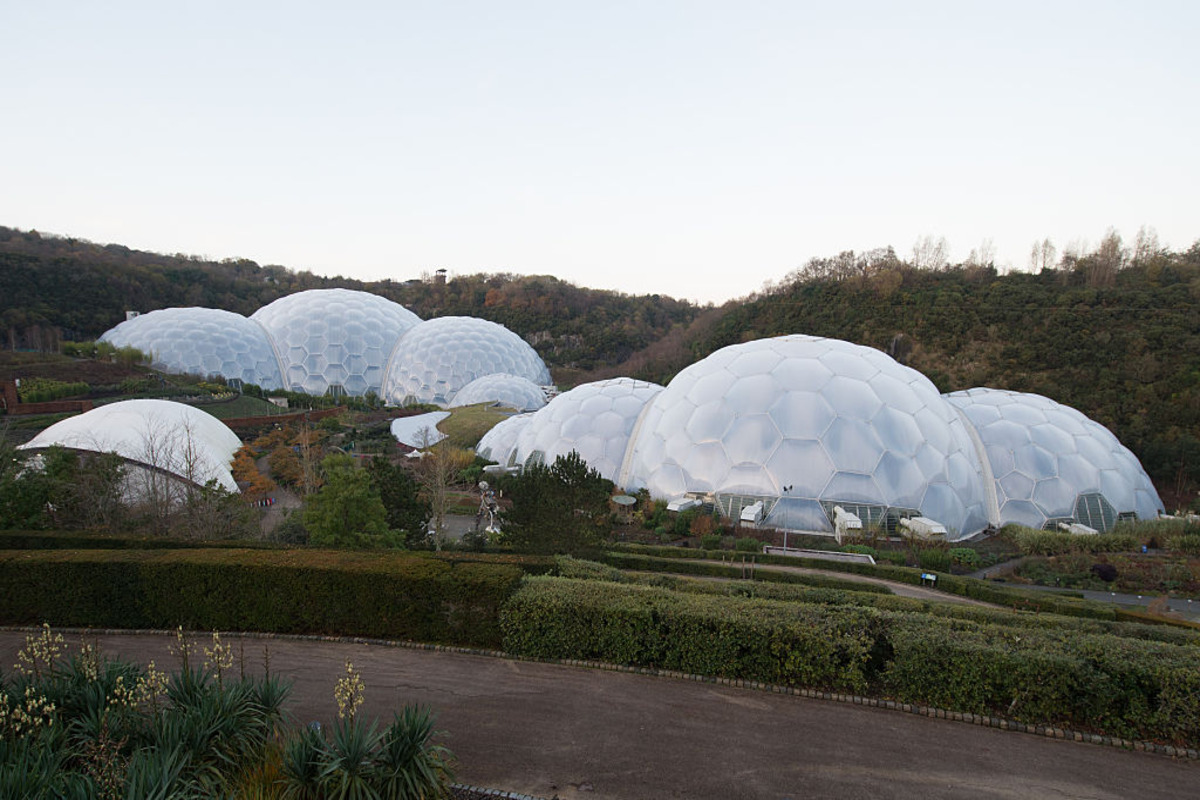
437 403 514 449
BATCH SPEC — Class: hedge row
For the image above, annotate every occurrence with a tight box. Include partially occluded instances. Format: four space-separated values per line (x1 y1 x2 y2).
501 577 886 692
501 576 1200 744
599 551 891 595
0 548 529 648
608 544 1119 620
620 572 1200 647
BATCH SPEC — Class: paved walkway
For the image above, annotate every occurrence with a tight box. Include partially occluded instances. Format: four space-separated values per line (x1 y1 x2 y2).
2 630 1194 799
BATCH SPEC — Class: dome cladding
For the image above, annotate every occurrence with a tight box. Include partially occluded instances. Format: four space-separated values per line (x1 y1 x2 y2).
449 373 547 412
621 335 990 539
511 378 663 482
17 399 242 493
99 307 284 389
382 317 552 407
251 289 421 397
476 413 536 466
946 388 1163 529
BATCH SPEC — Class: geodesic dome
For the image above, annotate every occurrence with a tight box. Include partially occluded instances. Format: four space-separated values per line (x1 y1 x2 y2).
476 413 535 466
946 388 1163 530
512 378 664 483
98 308 284 389
251 289 421 397
381 317 551 407
620 335 990 539
17 399 242 492
449 373 547 412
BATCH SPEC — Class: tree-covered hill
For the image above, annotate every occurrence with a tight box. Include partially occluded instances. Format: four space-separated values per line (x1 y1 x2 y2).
0 226 698 371
668 240 1199 509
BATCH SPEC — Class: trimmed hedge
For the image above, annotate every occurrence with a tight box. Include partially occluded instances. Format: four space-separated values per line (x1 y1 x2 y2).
607 544 1122 620
501 576 1200 744
600 551 892 595
0 548 532 648
501 577 884 692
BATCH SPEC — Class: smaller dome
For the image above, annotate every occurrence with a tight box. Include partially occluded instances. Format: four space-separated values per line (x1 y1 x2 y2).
449 373 547 412
99 307 284 389
382 317 551 407
18 399 242 492
476 413 536 466
947 388 1164 529
512 378 663 482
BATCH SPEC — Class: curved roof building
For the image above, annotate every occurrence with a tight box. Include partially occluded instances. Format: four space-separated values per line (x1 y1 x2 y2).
619 336 990 538
251 289 421 396
382 316 551 407
946 388 1163 530
512 378 663 483
98 308 284 389
449 373 547 412
475 413 535 466
17 399 242 493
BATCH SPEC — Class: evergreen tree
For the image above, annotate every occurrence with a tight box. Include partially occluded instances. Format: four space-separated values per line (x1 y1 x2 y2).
502 451 613 554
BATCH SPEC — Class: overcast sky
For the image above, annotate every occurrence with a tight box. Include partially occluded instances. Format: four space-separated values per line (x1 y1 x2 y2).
2 1 1196 304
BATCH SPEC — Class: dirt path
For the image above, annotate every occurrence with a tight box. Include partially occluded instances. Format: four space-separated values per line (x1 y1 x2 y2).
1 630 1193 800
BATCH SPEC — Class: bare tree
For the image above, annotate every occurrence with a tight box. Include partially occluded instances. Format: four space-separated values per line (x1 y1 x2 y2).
911 235 950 271
410 428 473 550
1132 225 1162 266
1028 238 1058 272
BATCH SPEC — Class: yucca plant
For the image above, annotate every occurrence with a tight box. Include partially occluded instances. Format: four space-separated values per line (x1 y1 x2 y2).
319 716 382 800
375 706 454 800
279 724 330 800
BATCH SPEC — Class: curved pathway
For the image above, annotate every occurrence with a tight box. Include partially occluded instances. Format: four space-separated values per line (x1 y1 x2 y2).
2 630 1194 800
694 559 999 606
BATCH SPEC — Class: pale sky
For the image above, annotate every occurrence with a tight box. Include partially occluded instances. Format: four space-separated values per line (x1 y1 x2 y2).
2 1 1196 305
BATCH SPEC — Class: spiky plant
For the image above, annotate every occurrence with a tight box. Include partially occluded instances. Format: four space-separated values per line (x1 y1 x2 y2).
375 706 454 800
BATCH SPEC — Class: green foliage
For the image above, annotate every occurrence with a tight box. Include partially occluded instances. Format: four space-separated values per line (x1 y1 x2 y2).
1005 526 1140 556
303 455 397 548
698 534 722 550
279 706 454 800
554 555 627 583
948 548 981 570
599 551 891 594
917 549 951 571
501 451 614 555
13 378 89 403
841 544 878 558
733 536 761 552
364 457 430 543
0 446 126 531
501 577 883 692
502 575 1200 744
0 549 531 648
0 637 289 797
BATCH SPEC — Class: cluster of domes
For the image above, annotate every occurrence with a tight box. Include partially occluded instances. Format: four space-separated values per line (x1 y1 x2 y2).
99 289 551 408
481 335 1163 540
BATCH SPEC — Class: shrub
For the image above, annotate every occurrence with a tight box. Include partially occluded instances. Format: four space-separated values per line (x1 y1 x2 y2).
1091 562 1119 582
734 537 762 553
948 548 981 570
0 549 530 648
842 544 878 558
699 534 722 551
917 549 951 571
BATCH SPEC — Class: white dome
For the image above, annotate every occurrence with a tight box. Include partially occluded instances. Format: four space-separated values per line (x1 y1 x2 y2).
476 413 535 466
251 289 421 397
98 308 284 390
18 399 242 493
946 388 1164 530
382 317 551 407
449 373 547 412
513 378 664 483
622 335 990 540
